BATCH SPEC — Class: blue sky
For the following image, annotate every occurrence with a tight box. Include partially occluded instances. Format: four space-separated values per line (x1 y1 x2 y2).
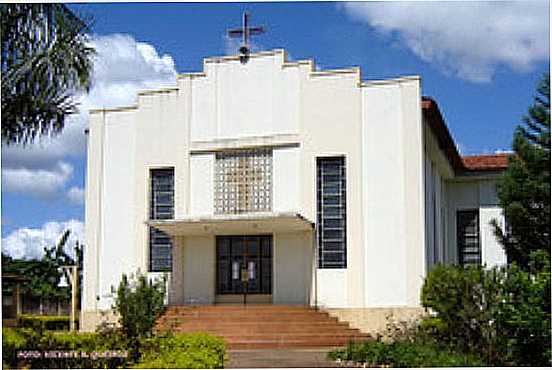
1 1 549 258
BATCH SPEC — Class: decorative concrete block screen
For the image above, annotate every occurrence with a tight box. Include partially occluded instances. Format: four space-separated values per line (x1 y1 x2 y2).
215 148 272 214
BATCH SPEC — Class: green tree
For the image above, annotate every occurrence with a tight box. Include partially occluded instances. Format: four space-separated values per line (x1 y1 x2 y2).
1 4 94 144
493 74 550 268
1 230 83 310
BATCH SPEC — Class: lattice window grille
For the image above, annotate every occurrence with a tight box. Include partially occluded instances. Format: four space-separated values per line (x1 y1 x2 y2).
214 149 272 214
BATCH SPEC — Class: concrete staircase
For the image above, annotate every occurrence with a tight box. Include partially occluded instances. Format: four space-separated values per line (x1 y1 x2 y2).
155 305 371 349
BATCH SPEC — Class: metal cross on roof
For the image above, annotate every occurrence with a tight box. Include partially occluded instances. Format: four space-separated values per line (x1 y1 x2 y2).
227 11 265 59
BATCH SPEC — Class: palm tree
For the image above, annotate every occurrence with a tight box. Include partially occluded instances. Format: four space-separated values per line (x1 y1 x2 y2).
1 4 95 144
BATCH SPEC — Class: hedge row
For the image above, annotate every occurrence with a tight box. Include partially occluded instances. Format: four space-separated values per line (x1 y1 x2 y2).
2 328 226 369
17 314 75 331
3 327 128 369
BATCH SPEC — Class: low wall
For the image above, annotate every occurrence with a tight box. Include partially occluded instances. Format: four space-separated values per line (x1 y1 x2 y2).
80 310 119 332
324 307 426 336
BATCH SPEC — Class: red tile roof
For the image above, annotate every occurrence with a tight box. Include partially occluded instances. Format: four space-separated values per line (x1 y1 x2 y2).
461 154 510 171
422 96 509 174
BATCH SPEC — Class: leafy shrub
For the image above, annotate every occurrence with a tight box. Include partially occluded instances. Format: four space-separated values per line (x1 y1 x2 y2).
421 261 551 366
134 332 226 369
2 327 27 366
417 316 447 341
328 340 484 367
421 264 503 356
112 271 167 360
17 314 73 331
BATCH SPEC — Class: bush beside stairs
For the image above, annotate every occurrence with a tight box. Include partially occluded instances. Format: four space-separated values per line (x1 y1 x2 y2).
155 305 371 349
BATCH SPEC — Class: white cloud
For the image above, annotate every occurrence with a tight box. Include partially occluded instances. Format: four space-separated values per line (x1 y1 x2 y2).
2 161 73 199
341 1 549 82
1 219 84 260
67 186 85 205
1 34 177 198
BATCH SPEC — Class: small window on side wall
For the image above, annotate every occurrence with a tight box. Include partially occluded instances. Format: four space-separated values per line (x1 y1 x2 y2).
456 209 481 267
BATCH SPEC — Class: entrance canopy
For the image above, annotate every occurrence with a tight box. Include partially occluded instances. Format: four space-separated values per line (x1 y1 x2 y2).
146 212 314 237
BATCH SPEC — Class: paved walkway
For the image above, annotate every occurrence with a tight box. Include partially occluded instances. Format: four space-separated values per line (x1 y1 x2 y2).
226 349 340 368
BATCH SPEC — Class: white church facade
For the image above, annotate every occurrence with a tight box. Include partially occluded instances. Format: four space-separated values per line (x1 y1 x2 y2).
82 49 508 331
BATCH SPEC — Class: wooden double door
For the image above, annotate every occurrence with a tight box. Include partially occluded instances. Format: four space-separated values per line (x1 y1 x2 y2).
216 235 272 295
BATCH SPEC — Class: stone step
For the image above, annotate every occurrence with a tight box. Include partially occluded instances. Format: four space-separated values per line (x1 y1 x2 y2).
157 323 354 332
158 326 362 335
163 310 333 315
224 337 367 350
158 318 340 325
165 332 369 340
162 310 335 316
165 304 311 310
155 305 368 349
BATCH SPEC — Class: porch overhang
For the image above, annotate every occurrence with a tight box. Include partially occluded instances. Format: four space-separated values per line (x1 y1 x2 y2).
146 212 314 237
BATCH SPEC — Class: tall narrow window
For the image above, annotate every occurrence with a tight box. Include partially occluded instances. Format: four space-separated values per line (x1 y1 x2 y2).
457 210 480 267
149 168 174 272
317 157 347 268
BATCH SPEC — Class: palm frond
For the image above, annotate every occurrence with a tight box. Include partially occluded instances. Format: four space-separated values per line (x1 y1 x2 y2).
1 4 95 144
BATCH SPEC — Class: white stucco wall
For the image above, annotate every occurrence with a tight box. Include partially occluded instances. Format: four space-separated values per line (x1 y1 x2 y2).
98 110 138 309
273 147 300 212
299 68 365 308
132 89 188 277
445 179 506 266
273 232 313 304
190 154 214 216
181 236 215 304
190 53 299 142
316 269 347 308
83 112 104 312
360 78 425 307
480 207 507 267
424 156 447 270
168 237 185 304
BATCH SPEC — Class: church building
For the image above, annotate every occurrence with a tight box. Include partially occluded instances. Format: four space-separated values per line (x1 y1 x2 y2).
81 45 508 331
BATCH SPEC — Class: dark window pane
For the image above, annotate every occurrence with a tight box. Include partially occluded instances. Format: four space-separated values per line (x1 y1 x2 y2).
216 235 272 295
457 210 480 267
322 242 344 251
218 238 230 256
321 251 345 262
261 238 272 257
317 157 347 269
323 219 343 229
149 168 174 272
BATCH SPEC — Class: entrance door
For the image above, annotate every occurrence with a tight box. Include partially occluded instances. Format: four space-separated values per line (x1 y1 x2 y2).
216 235 272 296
